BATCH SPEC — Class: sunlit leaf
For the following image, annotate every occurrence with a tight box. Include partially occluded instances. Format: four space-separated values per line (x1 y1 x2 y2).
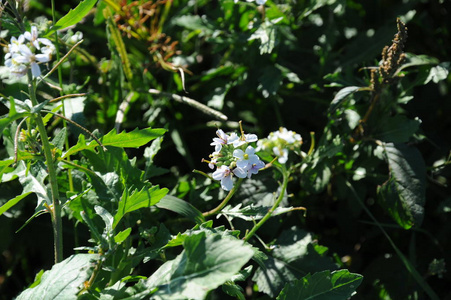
145 233 254 300
50 0 98 32
63 127 166 158
156 195 205 224
0 192 32 216
16 254 98 300
378 143 426 229
113 185 168 229
277 269 363 300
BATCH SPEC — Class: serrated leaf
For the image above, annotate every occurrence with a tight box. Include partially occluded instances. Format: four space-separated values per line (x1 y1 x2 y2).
156 195 205 224
16 254 98 300
51 0 98 32
0 192 32 216
113 185 168 228
145 233 254 300
253 227 338 297
276 269 363 300
378 143 426 229
63 127 166 158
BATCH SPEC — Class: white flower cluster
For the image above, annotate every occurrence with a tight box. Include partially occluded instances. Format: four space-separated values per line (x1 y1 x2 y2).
257 127 302 164
206 128 265 191
4 26 55 78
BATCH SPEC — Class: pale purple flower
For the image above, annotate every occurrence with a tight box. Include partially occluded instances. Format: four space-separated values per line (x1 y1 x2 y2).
211 129 230 152
247 159 265 178
233 146 259 169
16 44 50 77
212 165 234 191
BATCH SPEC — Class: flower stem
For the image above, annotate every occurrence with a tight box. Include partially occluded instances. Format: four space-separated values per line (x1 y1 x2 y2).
244 171 289 242
28 72 63 263
203 178 244 218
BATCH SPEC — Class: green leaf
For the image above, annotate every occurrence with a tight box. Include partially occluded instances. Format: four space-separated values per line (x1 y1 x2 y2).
0 192 32 216
145 233 254 300
219 203 295 221
276 269 363 300
328 86 362 113
16 254 98 300
63 127 166 158
0 98 30 136
156 195 205 224
376 116 421 143
113 185 168 229
114 227 132 244
377 143 426 229
253 227 338 297
51 0 98 32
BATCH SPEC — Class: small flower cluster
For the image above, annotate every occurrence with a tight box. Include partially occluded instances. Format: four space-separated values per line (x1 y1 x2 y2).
257 127 302 164
3 26 55 78
205 127 265 191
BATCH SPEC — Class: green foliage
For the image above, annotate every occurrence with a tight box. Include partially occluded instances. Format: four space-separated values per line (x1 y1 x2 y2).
1 0 450 299
277 269 363 300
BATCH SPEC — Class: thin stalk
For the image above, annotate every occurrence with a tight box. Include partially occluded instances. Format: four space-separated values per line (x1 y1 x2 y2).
50 0 74 193
28 72 63 263
203 178 244 218
244 171 289 242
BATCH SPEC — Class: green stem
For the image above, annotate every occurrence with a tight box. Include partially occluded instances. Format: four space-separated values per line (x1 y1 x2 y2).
51 0 74 193
244 170 289 242
203 178 244 218
28 72 63 263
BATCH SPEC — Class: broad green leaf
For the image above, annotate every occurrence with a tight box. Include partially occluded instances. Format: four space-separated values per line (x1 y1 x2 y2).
328 86 362 113
156 195 205 224
63 127 166 158
253 227 338 297
16 254 98 300
18 161 51 209
145 233 254 300
276 269 363 300
376 116 421 143
378 143 426 229
398 53 440 71
0 192 32 216
51 0 98 32
113 185 168 228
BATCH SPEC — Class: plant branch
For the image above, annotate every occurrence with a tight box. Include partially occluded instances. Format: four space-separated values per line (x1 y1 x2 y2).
244 171 289 242
203 178 244 218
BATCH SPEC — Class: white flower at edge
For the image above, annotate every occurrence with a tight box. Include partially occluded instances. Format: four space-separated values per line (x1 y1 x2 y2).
211 129 230 152
273 147 288 164
16 44 51 77
212 165 234 191
229 132 258 148
233 146 259 169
